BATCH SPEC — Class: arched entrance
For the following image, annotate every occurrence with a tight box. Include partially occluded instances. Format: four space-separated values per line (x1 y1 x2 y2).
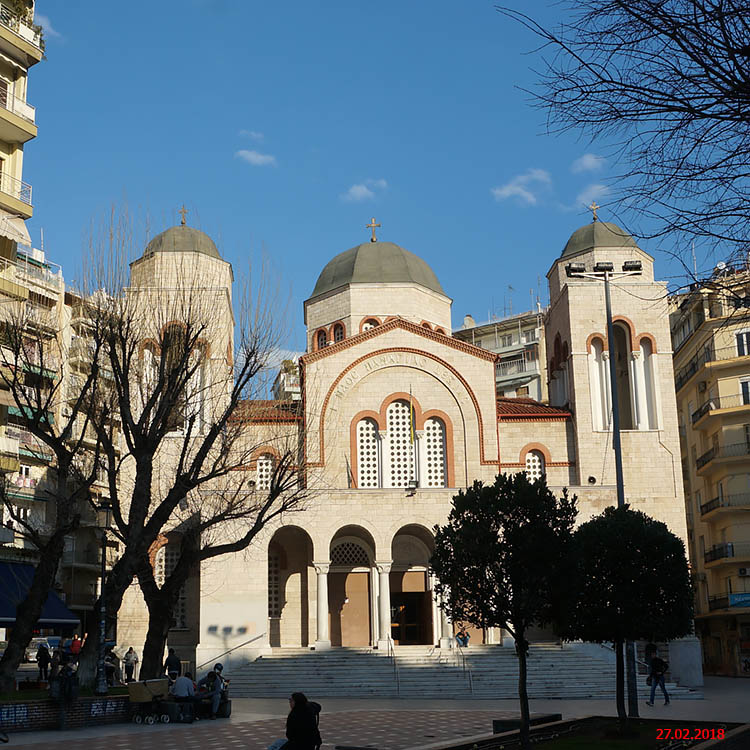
390 525 435 645
268 527 313 647
329 526 375 647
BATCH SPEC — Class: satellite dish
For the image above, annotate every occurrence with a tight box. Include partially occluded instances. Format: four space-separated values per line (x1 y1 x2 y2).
717 261 727 270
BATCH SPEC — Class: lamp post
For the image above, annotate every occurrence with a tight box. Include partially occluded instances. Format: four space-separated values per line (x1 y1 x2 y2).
565 259 643 718
94 499 112 696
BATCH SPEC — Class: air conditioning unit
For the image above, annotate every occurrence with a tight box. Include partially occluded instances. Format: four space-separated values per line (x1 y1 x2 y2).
739 567 749 577
698 381 707 393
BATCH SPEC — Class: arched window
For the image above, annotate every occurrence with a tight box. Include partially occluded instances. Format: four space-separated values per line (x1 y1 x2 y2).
386 400 416 488
155 543 187 629
422 417 446 487
333 323 345 343
612 323 635 429
256 453 274 490
435 328 447 335
356 418 380 488
525 450 545 482
421 322 432 330
588 337 609 430
316 329 327 350
362 318 379 331
641 338 658 429
268 547 281 618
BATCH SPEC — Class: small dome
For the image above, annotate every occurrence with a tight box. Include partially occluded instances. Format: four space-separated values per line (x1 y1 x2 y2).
562 221 638 258
311 241 445 298
143 225 221 260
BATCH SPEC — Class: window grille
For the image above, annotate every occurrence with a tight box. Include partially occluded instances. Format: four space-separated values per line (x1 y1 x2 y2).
316 330 327 349
356 419 379 488
257 454 273 490
154 544 187 629
333 324 345 342
525 450 545 482
387 400 415 487
268 551 281 617
424 417 446 487
331 541 370 567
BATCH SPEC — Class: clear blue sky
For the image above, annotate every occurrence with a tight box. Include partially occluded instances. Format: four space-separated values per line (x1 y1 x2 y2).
27 1 681 350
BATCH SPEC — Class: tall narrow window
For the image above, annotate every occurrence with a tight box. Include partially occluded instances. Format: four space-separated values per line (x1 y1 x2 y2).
316 330 327 350
423 417 446 487
641 338 658 429
742 379 750 406
386 400 415 488
589 337 608 430
737 331 750 356
256 454 274 490
155 544 187 629
333 324 345 343
613 323 635 429
268 549 281 617
356 418 380 488
525 450 545 481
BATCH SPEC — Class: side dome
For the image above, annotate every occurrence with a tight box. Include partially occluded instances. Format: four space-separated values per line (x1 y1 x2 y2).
143 225 221 260
562 221 638 258
311 241 445 298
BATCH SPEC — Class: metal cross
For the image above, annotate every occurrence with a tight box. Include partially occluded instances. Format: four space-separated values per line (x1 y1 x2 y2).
366 217 381 243
589 201 600 222
178 205 188 226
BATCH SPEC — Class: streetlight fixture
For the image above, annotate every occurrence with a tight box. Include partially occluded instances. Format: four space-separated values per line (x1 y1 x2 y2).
94 499 112 696
565 258 643 717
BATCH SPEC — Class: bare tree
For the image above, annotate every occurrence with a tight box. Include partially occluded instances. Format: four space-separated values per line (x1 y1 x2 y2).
74 211 308 685
0 293 108 691
500 1 750 263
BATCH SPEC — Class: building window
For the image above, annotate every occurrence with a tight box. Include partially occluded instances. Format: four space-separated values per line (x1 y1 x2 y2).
612 323 635 429
737 331 750 356
155 544 187 630
525 450 545 482
256 454 274 491
422 417 446 488
356 418 380 488
333 323 345 343
741 379 750 406
362 318 379 331
268 550 281 617
316 329 327 350
501 334 514 348
386 400 416 488
516 386 529 397
523 329 537 343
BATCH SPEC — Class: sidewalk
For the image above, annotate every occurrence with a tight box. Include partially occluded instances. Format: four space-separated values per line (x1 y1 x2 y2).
4 677 745 748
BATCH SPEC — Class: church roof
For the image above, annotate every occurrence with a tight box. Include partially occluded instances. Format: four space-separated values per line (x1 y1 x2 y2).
496 397 571 420
310 241 445 298
143 225 222 260
561 221 638 258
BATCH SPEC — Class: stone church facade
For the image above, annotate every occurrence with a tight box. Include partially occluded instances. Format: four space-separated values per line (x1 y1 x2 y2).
118 218 701 685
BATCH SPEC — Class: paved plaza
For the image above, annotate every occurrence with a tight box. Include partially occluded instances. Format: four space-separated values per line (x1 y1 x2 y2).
5 678 746 750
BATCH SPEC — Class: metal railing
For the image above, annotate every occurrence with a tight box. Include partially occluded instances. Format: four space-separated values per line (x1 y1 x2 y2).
700 492 750 516
676 344 750 391
704 541 750 564
692 393 750 424
454 642 473 693
0 89 35 123
195 632 267 672
0 253 61 289
496 357 538 378
0 4 42 48
386 636 400 694
696 442 750 470
0 171 31 205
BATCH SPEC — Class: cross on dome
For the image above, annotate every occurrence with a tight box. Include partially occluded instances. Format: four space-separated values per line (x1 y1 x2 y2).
589 201 600 222
178 204 188 226
366 217 381 243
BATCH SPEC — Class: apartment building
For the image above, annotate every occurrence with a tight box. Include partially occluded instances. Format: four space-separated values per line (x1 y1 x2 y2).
453 310 547 402
670 266 750 677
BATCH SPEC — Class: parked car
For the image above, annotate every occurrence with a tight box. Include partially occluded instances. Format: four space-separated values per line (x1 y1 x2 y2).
25 637 50 662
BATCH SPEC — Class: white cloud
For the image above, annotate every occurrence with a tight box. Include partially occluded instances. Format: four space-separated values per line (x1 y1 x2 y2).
340 178 388 202
575 183 610 209
239 130 264 141
35 13 61 38
235 149 277 167
571 153 605 173
490 169 552 206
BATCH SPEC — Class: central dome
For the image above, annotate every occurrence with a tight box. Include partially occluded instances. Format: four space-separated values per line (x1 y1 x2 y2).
311 241 445 298
143 225 222 260
561 221 638 258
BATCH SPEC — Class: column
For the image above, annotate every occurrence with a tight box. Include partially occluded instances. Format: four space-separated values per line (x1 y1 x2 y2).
376 561 392 650
313 562 330 650
602 351 612 426
370 566 380 646
429 575 440 646
632 351 648 430
439 598 453 649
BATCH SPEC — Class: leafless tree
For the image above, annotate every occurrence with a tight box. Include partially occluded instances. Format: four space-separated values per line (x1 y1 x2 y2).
500 1 750 264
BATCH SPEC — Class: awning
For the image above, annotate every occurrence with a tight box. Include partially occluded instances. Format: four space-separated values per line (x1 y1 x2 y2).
0 561 80 627
0 51 26 71
0 210 31 245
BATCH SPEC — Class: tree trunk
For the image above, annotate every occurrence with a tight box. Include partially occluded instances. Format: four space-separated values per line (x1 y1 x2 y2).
0 533 66 692
615 639 627 722
516 632 531 750
140 598 173 680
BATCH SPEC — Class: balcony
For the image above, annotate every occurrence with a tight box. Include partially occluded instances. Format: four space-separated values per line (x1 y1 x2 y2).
691 393 750 426
496 356 538 379
708 584 750 611
0 4 43 61
0 89 36 143
704 541 750 565
696 441 750 473
5 424 54 462
676 344 750 392
700 492 750 517
4 250 63 291
0 172 32 218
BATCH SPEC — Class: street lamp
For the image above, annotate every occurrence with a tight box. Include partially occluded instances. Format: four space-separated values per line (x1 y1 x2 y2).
565 258 643 717
94 499 112 696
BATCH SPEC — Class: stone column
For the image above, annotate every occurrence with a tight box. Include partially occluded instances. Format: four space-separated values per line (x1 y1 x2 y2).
632 350 648 430
439 598 453 650
313 562 330 650
376 561 392 650
602 351 612 426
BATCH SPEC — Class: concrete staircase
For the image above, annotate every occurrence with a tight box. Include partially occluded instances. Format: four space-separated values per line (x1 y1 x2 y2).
228 643 703 700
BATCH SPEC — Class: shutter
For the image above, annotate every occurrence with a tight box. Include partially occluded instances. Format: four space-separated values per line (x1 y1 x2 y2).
738 333 746 356
742 381 750 405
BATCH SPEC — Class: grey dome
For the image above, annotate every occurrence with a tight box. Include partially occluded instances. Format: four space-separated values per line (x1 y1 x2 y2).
562 221 638 258
143 225 221 260
311 241 445 298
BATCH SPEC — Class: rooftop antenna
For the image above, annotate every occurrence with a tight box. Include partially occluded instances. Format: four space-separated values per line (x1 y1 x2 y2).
692 240 697 278
40 227 44 252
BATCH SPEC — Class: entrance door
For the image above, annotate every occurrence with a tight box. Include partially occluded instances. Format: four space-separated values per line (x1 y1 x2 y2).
329 571 371 647
390 592 430 644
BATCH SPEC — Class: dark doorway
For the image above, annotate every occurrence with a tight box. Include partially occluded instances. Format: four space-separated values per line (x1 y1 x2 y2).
390 592 431 644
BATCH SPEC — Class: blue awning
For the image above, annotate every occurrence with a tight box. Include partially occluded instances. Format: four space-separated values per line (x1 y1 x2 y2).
0 561 80 626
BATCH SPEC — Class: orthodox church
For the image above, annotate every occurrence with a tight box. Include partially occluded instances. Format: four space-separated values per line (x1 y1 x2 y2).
118 216 700 684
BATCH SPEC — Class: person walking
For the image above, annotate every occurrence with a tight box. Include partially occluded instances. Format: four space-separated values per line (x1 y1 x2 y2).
69 633 85 664
36 643 51 681
163 647 181 676
645 644 670 706
123 647 138 682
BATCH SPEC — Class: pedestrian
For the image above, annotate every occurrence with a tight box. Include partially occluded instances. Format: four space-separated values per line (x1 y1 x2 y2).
163 647 181 676
273 692 321 750
123 647 138 682
645 643 670 707
455 625 470 648
197 663 229 719
36 643 51 681
48 648 62 682
69 633 85 664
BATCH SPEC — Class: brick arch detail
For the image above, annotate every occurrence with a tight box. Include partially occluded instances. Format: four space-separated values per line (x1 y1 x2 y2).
248 445 281 471
612 315 637 351
359 316 383 333
328 320 346 342
586 332 608 353
636 332 658 353
313 327 329 352
519 442 552 466
419 320 433 330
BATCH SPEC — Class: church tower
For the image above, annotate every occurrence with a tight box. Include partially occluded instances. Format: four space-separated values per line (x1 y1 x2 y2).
545 218 687 538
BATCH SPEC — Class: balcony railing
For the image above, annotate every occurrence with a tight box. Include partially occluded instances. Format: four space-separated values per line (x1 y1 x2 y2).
691 393 749 424
0 89 34 123
0 4 42 48
704 541 750 564
0 171 31 205
700 492 750 516
708 582 750 611
496 357 538 378
696 441 750 470
1 251 62 289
